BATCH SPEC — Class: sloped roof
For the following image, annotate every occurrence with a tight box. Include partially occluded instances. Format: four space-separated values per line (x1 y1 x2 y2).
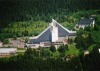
78 18 94 26
30 27 51 43
29 19 76 43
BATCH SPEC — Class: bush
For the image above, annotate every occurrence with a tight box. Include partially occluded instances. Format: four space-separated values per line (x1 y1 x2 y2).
13 35 17 40
58 45 66 53
24 48 34 56
2 39 9 44
25 38 29 43
64 44 69 51
50 45 56 52
40 48 52 58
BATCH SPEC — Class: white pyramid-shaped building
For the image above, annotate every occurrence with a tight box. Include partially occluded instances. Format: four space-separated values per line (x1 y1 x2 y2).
26 19 76 48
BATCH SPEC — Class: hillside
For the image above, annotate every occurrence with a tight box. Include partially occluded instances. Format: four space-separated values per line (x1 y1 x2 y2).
0 1 100 70
0 0 100 40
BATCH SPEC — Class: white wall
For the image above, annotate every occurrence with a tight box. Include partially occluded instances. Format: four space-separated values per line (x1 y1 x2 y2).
0 48 17 55
51 27 58 42
50 20 58 42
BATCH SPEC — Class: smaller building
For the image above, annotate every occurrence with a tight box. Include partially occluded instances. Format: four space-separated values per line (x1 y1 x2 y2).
0 41 3 47
75 17 95 29
0 48 17 56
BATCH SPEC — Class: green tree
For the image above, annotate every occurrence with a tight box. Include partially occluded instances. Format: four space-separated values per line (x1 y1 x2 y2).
40 48 52 58
13 35 17 40
49 45 56 52
86 33 95 47
24 48 34 56
33 49 39 57
58 45 66 53
64 44 69 51
94 24 100 31
25 38 29 43
2 39 9 44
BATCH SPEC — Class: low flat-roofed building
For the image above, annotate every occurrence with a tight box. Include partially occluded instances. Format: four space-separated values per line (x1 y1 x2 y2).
0 48 17 56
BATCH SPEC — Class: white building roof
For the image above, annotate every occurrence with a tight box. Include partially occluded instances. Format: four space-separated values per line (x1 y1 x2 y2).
0 48 17 53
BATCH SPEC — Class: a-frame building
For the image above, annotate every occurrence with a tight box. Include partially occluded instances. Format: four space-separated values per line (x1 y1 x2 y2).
26 19 76 48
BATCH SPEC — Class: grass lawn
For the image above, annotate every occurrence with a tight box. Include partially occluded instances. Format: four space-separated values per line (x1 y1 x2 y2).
52 44 79 58
17 52 24 55
52 51 60 58
17 48 26 55
17 48 26 50
65 44 79 56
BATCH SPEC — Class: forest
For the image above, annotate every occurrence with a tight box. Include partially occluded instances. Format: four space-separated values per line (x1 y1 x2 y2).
0 0 100 41
0 0 100 71
1 24 100 71
0 45 100 71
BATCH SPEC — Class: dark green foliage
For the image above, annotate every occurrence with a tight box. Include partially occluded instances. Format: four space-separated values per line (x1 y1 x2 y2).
13 35 17 40
58 44 69 54
58 45 66 53
32 49 39 57
23 48 35 64
75 25 100 50
0 0 100 70
40 48 52 58
68 38 74 44
0 33 13 41
58 44 69 57
94 24 100 31
2 39 9 44
0 46 100 71
24 48 39 57
64 44 69 50
69 57 82 71
86 33 95 46
80 45 100 71
0 0 100 27
25 38 29 43
49 45 56 52
24 48 34 56
0 0 100 39
84 26 93 31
